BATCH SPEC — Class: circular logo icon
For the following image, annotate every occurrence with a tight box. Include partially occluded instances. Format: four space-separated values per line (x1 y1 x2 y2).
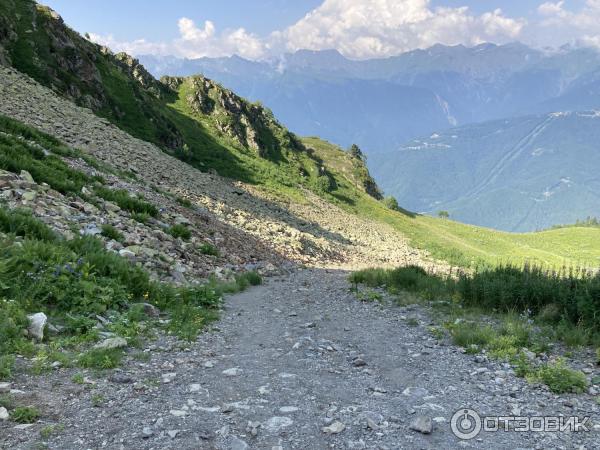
451 408 482 440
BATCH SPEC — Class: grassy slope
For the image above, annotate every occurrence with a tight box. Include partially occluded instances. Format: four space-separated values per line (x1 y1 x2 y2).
304 137 600 268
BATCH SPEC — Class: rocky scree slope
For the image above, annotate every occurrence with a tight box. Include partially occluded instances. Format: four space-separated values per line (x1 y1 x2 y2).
0 115 282 284
0 66 428 270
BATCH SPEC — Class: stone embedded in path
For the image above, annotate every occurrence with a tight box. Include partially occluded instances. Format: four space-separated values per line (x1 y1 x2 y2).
279 406 299 413
409 416 433 434
322 421 346 434
0 407 8 421
222 368 242 377
162 372 177 383
264 416 293 433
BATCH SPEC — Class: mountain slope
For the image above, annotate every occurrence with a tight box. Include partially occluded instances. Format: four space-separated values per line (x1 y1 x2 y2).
371 111 600 232
1 0 599 269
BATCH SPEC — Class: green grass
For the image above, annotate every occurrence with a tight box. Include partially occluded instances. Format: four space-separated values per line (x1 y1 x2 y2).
524 358 588 394
96 187 158 217
353 265 595 393
11 406 40 424
78 348 123 370
0 116 102 195
176 196 193 208
100 224 124 243
0 206 254 379
306 137 600 268
199 243 219 257
167 224 191 241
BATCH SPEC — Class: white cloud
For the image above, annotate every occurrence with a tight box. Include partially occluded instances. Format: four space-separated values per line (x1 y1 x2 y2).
90 0 531 61
535 0 600 48
277 1 525 58
90 18 267 60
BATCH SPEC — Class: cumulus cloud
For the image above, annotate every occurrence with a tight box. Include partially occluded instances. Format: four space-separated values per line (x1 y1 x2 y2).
90 18 266 60
90 0 530 60
277 0 525 58
535 0 600 48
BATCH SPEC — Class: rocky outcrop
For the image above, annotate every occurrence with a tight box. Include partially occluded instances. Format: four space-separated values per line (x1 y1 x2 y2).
114 52 166 99
164 75 303 159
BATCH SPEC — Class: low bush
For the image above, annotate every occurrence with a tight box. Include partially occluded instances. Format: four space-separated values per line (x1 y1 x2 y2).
167 224 191 241
100 224 124 243
96 187 158 217
199 243 219 257
0 118 101 195
529 359 588 394
11 406 40 424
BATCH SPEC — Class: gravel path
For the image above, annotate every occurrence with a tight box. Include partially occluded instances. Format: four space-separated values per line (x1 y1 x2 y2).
2 269 599 449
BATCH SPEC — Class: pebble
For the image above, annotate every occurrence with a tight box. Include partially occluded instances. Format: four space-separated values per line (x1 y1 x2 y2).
162 372 177 383
222 368 242 377
142 427 154 438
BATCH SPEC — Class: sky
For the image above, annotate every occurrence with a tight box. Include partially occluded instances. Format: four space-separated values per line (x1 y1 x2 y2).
42 0 599 60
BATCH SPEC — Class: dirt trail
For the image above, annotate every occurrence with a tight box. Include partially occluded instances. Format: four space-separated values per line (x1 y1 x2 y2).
3 269 598 450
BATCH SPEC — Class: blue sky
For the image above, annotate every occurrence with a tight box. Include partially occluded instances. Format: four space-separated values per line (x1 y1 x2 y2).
41 0 600 60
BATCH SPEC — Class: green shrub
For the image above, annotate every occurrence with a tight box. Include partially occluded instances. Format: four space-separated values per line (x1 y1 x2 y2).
131 212 151 224
449 323 495 351
199 243 219 256
11 406 40 424
100 224 124 242
167 224 191 241
0 125 98 195
382 196 400 211
0 355 15 380
176 197 193 208
530 359 588 394
0 208 58 241
96 187 158 217
312 174 336 193
78 348 124 369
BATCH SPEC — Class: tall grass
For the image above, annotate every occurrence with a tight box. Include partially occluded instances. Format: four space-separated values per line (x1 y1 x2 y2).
351 264 600 340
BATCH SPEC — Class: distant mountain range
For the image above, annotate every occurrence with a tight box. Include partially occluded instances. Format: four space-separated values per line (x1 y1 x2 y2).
139 43 600 151
371 111 600 232
140 44 600 231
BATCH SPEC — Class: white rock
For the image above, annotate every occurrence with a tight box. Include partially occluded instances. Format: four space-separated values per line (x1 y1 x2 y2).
189 383 202 392
27 312 47 341
222 368 242 377
409 416 433 434
0 407 8 421
167 430 180 438
322 421 345 434
162 372 177 383
94 337 127 350
169 409 187 417
264 416 293 433
258 385 270 395
0 382 11 394
279 406 299 413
